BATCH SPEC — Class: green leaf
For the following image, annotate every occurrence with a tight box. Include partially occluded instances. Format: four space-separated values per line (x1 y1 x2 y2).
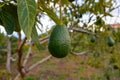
61 0 69 5
0 2 5 7
38 0 60 25
88 15 93 23
17 0 37 38
94 16 105 26
31 26 41 50
54 0 69 5
2 4 21 32
0 11 14 34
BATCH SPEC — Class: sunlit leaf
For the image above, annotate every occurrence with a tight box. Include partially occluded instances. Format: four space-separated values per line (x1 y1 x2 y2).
17 0 37 38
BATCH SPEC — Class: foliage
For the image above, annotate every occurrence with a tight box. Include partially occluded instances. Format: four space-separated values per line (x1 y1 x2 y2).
0 0 120 79
0 0 115 47
17 0 37 38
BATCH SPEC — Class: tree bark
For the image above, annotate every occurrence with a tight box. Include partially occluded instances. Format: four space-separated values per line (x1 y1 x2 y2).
14 45 32 80
6 37 11 73
17 37 27 79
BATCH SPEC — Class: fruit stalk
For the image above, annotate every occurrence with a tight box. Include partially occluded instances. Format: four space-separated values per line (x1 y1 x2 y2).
59 0 62 25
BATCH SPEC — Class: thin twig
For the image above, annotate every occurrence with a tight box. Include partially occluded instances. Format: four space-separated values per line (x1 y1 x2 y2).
39 35 49 44
71 27 95 35
70 27 99 37
26 55 52 72
71 50 92 55
59 0 62 24
6 37 11 73
22 46 33 67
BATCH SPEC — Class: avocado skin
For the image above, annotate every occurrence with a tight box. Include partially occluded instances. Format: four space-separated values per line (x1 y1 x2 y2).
48 25 71 58
107 36 115 47
90 35 96 43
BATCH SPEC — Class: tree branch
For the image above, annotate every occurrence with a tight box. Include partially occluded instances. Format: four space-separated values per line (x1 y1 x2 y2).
22 46 33 68
14 36 50 80
70 27 99 37
26 55 52 73
70 27 95 35
14 45 33 80
17 37 27 51
14 55 52 80
17 32 21 45
6 37 11 74
39 35 49 44
71 50 92 55
17 37 27 79
38 27 98 45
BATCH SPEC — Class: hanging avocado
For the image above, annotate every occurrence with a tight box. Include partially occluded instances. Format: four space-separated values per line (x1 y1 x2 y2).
90 35 96 43
48 25 71 58
106 36 115 47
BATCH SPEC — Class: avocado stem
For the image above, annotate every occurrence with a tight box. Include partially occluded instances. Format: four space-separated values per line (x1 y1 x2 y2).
59 0 63 25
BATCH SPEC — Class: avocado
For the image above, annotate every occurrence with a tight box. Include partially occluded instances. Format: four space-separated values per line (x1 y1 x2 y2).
48 25 71 58
107 36 115 47
90 35 96 43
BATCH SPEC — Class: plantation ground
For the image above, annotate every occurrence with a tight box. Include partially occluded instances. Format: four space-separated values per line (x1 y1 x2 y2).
1 48 120 80
19 50 120 80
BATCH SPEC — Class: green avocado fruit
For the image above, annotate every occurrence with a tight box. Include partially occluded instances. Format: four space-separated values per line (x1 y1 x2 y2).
48 25 71 58
90 35 96 43
107 36 115 47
